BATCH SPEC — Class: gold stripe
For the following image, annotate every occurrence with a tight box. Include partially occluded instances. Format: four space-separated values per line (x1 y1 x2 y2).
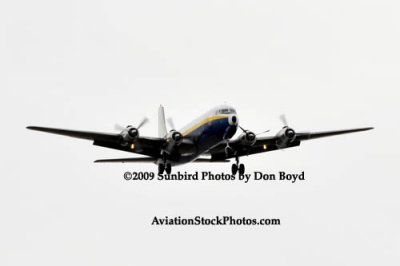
182 115 229 136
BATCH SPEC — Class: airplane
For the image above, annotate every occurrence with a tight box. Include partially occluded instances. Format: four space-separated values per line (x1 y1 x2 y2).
27 105 373 175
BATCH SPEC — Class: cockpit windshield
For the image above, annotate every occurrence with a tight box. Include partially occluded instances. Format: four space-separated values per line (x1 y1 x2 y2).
218 108 235 114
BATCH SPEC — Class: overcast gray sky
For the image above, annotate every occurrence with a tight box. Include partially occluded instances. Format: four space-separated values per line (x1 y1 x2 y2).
1 0 399 265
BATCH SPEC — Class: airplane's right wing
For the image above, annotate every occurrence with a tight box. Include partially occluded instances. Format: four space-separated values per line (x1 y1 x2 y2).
26 126 166 159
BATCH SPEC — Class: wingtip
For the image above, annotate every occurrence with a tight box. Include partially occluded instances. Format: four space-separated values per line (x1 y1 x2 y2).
352 127 374 133
26 126 45 131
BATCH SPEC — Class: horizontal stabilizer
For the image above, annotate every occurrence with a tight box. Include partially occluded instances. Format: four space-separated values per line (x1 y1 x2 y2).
193 158 230 163
94 157 156 163
94 157 229 163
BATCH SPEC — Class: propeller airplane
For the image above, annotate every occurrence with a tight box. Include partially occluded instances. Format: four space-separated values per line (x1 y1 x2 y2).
27 105 373 175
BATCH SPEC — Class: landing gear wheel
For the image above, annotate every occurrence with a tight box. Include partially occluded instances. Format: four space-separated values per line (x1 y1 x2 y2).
231 164 238 175
158 163 165 175
165 163 172 174
238 164 245 175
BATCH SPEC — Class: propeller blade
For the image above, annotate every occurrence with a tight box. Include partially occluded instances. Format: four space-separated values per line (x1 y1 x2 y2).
256 130 270 135
137 117 149 129
238 125 246 132
114 124 125 131
279 114 288 127
115 117 148 132
167 118 176 130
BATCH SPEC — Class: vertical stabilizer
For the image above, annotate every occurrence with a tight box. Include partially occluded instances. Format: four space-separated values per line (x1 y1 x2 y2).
158 105 168 138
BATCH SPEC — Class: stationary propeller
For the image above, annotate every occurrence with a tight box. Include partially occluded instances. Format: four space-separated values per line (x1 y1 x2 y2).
224 125 269 158
115 117 149 145
238 125 269 146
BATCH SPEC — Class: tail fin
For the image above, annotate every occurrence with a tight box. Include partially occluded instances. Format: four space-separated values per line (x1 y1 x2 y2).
158 105 168 138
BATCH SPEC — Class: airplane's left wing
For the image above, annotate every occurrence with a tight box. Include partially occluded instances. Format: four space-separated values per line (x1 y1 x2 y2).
207 127 373 160
26 126 165 159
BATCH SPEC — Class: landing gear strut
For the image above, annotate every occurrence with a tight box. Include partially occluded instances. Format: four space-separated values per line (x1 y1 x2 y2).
231 157 245 176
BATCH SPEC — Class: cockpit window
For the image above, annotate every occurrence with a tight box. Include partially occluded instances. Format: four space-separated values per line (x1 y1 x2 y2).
217 108 235 114
220 109 230 114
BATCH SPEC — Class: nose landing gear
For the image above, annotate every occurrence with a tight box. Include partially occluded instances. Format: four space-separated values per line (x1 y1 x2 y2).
231 157 245 176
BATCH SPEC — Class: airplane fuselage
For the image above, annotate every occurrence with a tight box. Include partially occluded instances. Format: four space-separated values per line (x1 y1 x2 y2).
168 105 238 165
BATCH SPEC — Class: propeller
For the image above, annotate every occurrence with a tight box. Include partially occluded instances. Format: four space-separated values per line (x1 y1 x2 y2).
114 117 149 131
114 124 125 131
279 114 288 127
239 126 269 135
256 130 270 135
276 114 296 150
137 117 149 129
237 125 268 146
238 125 246 132
278 114 295 137
167 117 176 131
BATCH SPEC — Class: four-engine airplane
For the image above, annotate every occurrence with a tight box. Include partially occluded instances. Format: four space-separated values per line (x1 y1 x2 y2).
27 105 373 175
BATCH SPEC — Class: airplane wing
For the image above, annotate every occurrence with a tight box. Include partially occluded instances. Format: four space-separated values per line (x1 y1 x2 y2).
26 126 165 158
295 127 374 141
207 127 373 160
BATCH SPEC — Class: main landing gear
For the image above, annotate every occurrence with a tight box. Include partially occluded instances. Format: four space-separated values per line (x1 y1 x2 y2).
158 162 172 175
231 157 245 176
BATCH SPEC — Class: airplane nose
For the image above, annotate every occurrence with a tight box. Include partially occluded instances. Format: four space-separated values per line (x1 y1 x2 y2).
228 115 238 126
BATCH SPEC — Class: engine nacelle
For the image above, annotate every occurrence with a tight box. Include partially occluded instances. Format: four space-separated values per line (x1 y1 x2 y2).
275 127 296 148
120 126 139 144
239 131 257 146
167 130 183 145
